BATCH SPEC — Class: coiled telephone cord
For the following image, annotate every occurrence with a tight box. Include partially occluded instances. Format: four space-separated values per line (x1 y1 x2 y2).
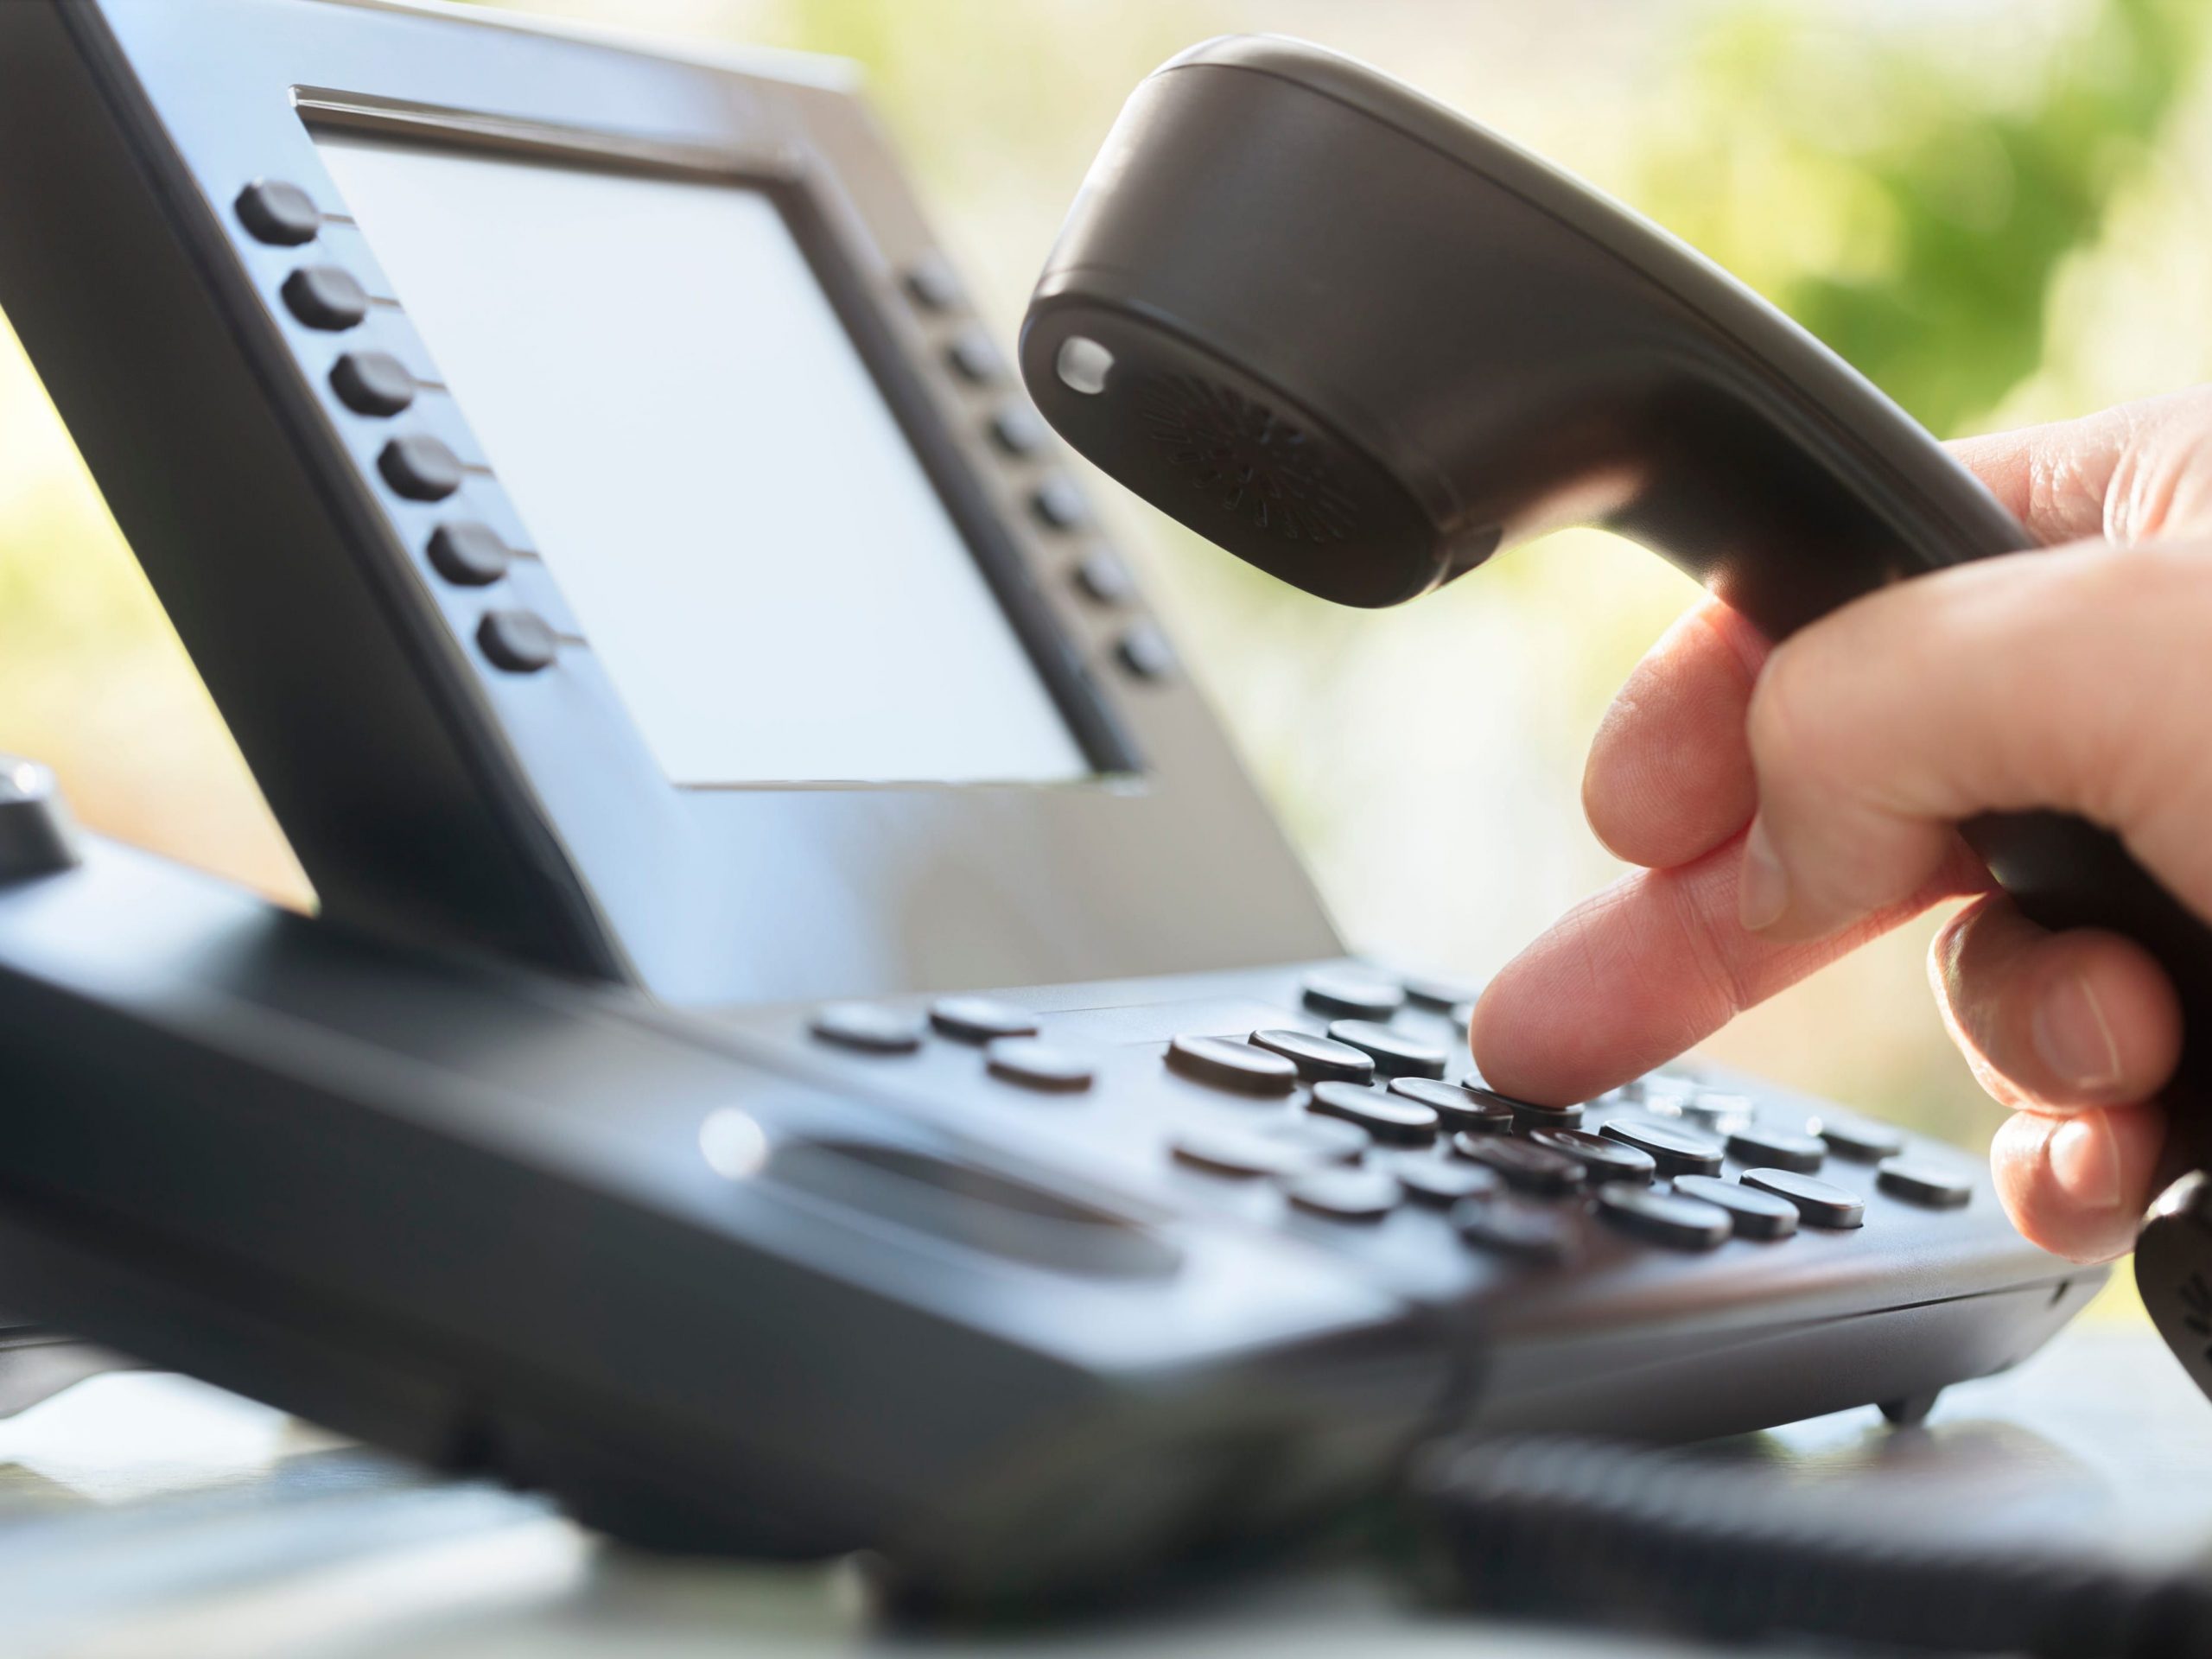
1408 1434 2212 1657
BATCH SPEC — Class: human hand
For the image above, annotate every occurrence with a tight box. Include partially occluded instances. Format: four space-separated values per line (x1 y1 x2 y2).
1469 386 2212 1262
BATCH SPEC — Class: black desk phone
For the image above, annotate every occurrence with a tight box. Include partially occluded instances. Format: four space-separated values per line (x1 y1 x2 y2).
0 0 2197 1622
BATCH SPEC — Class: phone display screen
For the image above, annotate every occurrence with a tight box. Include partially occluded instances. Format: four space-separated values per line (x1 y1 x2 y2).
313 130 1089 787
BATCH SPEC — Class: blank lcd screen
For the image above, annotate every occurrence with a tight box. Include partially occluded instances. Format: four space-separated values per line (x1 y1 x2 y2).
312 131 1090 785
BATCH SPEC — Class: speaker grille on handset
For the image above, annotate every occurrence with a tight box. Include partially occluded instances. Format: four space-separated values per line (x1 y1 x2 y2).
1136 374 1359 543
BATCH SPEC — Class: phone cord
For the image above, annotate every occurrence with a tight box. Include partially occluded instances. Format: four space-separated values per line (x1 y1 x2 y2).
1405 1433 2212 1657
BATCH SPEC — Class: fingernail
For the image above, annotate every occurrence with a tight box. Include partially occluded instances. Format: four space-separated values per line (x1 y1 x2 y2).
1738 816 1789 931
2048 1112 2124 1211
2033 971 2123 1091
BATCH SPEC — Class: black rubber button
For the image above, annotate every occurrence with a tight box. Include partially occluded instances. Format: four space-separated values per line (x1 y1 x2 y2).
1674 1174 1801 1239
1115 624 1177 681
427 522 513 587
1813 1113 1907 1161
1284 1166 1401 1222
282 264 370 330
1601 1117 1725 1179
1389 1077 1507 1133
1249 1028 1375 1084
1401 972 1482 1010
1309 1081 1439 1145
1682 1090 1758 1132
1031 474 1090 530
1595 1184 1733 1251
985 1036 1096 1091
1455 1135 1584 1196
1170 1126 1307 1179
1166 1033 1296 1095
236 179 321 245
1465 1086 1580 1131
1300 969 1404 1020
329 350 416 415
1443 1085 1516 1135
809 1001 924 1054
945 324 1003 384
901 255 963 312
1387 1155 1501 1207
1073 549 1135 605
928 995 1037 1043
1325 1020 1448 1080
1742 1167 1866 1229
476 609 559 673
378 434 466 500
1529 1128 1654 1185
988 403 1047 456
1726 1123 1827 1174
1877 1158 1974 1209
1453 1194 1577 1263
1268 1116 1369 1164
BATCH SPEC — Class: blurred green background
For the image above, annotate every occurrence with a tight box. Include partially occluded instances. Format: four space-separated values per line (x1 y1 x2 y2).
1 0 2207 1211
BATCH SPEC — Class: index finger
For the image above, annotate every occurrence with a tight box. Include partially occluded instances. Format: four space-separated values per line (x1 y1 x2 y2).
1469 829 1991 1103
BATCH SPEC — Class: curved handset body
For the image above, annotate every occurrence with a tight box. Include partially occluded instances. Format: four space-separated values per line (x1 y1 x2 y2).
1020 35 2212 1387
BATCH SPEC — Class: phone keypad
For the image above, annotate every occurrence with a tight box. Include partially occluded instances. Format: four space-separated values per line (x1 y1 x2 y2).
795 966 1965 1294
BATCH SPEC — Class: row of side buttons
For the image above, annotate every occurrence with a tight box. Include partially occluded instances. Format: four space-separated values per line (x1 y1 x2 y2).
240 179 562 679
898 252 1173 683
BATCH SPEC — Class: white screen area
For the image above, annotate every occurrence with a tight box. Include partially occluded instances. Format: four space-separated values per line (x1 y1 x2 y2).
314 133 1089 785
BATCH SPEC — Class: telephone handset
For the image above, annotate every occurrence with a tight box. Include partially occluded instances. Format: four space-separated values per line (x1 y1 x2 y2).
1018 35 2212 1400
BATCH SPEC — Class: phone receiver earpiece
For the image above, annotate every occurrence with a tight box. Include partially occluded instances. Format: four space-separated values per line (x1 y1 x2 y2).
1021 35 2212 1397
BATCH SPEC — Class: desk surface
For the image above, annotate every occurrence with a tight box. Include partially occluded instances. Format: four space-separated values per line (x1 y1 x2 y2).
0 1317 2203 1659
